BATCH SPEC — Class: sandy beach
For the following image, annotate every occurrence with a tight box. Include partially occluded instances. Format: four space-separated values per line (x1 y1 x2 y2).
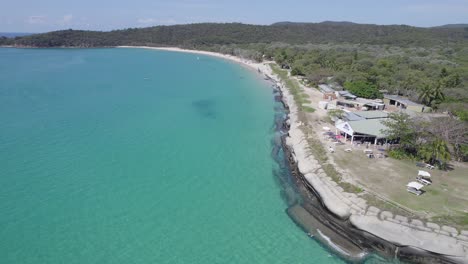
118 46 267 72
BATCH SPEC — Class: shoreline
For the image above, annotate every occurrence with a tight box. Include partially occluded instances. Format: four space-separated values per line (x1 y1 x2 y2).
119 45 468 263
117 46 263 72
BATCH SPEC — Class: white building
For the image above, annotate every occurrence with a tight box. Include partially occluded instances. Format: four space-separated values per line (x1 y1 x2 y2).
335 119 388 144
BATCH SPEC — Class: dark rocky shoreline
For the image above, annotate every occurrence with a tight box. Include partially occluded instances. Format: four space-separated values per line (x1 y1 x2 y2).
271 86 462 264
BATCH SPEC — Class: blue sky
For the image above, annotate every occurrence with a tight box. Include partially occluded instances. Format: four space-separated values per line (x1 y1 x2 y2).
1 0 468 32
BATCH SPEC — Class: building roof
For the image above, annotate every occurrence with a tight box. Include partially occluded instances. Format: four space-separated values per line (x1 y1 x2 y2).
349 119 387 138
343 112 365 121
338 91 357 99
331 83 343 91
384 94 422 107
319 84 335 93
336 119 388 138
353 111 389 119
355 98 373 104
338 99 358 105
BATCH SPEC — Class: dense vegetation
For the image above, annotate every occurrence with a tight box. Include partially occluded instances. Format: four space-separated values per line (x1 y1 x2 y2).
343 81 382 99
382 112 466 167
205 42 468 118
1 22 467 48
1 21 467 162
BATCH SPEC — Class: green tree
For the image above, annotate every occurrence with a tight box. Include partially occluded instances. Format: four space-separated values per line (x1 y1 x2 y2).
418 138 451 168
456 144 468 162
327 109 345 120
455 109 468 121
441 73 461 88
418 84 434 106
291 66 304 76
381 112 416 151
433 84 445 101
430 84 445 109
400 70 426 91
418 83 445 107
440 67 449 78
343 81 382 99
275 49 288 65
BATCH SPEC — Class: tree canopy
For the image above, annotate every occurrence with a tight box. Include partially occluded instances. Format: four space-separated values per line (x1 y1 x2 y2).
343 81 382 99
1 22 467 48
381 112 468 167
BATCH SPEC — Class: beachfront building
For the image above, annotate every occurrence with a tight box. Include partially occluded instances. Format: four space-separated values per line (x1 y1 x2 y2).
355 98 385 110
335 119 388 145
337 91 357 100
383 94 431 112
353 110 388 119
318 84 338 100
319 84 335 93
319 83 343 92
342 110 389 121
336 100 359 109
336 98 385 111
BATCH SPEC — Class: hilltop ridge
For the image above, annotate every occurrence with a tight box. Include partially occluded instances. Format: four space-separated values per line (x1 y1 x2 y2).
1 21 467 48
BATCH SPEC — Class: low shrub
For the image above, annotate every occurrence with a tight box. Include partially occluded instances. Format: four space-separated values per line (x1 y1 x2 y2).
388 149 415 160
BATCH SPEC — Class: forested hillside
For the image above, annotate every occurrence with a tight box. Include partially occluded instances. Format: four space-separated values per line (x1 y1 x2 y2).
1 22 467 48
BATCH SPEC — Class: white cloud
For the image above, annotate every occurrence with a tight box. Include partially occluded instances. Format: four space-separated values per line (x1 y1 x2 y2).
26 16 47 24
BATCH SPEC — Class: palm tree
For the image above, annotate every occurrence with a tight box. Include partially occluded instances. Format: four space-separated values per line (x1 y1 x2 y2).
432 83 445 102
418 84 433 106
418 138 451 169
439 67 449 78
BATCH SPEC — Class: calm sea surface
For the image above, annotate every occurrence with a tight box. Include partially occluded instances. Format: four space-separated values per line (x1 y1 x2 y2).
0 48 348 263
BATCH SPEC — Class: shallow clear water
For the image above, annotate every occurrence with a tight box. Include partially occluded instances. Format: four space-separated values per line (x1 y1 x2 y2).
0 48 348 263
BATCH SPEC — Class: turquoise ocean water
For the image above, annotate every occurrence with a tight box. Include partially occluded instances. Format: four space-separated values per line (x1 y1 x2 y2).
0 48 348 263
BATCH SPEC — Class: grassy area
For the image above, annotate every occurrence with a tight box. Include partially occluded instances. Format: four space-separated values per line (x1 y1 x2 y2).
362 194 417 219
332 142 468 229
303 129 363 194
302 106 316 113
270 64 315 113
432 213 468 231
